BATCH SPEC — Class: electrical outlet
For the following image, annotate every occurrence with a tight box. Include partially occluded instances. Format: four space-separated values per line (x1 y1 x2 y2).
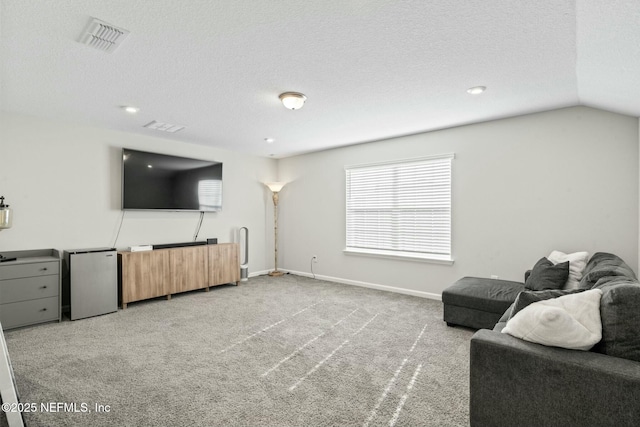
312 255 318 263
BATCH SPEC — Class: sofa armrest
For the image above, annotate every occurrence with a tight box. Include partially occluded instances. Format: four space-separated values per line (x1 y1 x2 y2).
470 329 640 427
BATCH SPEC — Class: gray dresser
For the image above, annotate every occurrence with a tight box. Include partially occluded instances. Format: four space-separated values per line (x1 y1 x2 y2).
0 249 61 330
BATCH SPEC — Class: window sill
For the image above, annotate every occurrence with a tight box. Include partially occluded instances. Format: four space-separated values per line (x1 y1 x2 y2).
343 248 454 265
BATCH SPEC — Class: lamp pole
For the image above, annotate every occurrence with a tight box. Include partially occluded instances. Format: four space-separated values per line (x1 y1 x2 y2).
265 183 286 277
270 191 283 276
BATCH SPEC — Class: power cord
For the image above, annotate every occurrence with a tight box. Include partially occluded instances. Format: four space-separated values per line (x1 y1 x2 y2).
193 211 205 241
112 211 125 248
310 256 316 279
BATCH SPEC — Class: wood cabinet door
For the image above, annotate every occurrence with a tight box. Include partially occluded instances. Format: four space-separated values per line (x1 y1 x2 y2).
119 251 170 304
169 246 208 294
209 243 240 286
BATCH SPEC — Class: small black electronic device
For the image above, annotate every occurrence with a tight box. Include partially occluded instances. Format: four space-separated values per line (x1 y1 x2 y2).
152 241 207 250
207 238 218 245
0 254 17 263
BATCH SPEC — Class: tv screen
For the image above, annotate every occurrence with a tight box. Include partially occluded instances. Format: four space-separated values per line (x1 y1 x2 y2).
122 148 223 211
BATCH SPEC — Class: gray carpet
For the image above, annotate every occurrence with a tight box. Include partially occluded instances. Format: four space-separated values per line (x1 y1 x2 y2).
4 274 473 427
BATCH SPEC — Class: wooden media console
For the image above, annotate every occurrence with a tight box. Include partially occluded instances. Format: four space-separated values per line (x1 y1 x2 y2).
117 243 240 308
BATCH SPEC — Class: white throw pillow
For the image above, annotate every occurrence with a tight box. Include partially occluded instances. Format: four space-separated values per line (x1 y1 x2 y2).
501 289 602 351
547 250 589 289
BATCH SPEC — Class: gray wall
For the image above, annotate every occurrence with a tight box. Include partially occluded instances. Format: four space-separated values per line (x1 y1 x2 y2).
0 112 278 274
277 107 639 298
2 107 638 296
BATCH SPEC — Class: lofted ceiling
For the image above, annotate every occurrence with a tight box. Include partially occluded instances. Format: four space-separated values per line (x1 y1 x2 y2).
1 1 639 159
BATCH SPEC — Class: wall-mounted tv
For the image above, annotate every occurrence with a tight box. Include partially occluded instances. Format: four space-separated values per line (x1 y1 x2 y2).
122 148 223 211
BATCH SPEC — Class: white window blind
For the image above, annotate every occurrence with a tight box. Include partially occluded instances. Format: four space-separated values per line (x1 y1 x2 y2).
345 154 453 261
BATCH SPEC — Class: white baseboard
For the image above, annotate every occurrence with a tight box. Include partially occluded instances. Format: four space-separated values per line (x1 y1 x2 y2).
248 270 271 278
281 269 442 301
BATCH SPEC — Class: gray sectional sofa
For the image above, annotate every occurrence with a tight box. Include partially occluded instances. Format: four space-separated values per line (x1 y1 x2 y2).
469 252 640 427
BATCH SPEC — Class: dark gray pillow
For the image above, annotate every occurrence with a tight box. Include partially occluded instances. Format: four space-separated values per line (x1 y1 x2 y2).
592 277 640 362
509 289 585 320
524 258 570 291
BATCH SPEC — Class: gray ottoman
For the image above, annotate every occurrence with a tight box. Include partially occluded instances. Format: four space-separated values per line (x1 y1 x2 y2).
442 277 525 329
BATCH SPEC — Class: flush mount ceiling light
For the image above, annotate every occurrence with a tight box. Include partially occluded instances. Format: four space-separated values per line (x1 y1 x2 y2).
279 92 307 110
467 86 487 95
121 106 139 114
264 138 275 144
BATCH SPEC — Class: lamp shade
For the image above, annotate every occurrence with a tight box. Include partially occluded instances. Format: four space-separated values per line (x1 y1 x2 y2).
265 182 286 193
279 92 306 110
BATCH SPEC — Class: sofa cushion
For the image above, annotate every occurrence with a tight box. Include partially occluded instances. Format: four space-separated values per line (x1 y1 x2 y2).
502 289 603 350
592 277 640 362
442 277 524 314
547 250 589 289
524 258 569 291
578 252 636 290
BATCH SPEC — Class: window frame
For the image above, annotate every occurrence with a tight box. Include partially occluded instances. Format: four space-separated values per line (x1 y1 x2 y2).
343 153 454 264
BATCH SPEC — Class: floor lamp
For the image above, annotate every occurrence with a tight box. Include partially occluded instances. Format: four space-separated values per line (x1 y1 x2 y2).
265 182 285 277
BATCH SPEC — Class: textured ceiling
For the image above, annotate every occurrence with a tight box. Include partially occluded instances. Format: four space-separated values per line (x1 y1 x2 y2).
1 1 638 158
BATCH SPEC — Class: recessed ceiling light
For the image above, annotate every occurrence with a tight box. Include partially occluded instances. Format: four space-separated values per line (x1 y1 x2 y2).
147 164 153 168
279 92 307 110
121 106 139 114
466 86 486 95
264 138 275 144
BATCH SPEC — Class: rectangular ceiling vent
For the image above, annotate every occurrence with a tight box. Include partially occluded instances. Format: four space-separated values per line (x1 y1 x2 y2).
143 121 186 133
78 18 130 53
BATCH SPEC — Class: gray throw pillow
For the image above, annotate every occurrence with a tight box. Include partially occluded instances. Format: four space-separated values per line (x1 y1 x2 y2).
509 289 585 320
592 277 640 362
524 258 570 291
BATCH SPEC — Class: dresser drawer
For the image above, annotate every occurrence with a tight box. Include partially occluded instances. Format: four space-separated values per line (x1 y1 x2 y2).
0 261 59 281
0 297 59 330
0 275 59 304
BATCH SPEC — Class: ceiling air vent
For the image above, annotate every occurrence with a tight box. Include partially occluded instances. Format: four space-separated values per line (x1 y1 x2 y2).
143 121 186 133
78 18 130 53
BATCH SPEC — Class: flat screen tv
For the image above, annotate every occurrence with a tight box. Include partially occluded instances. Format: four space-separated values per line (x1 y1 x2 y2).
122 148 223 211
